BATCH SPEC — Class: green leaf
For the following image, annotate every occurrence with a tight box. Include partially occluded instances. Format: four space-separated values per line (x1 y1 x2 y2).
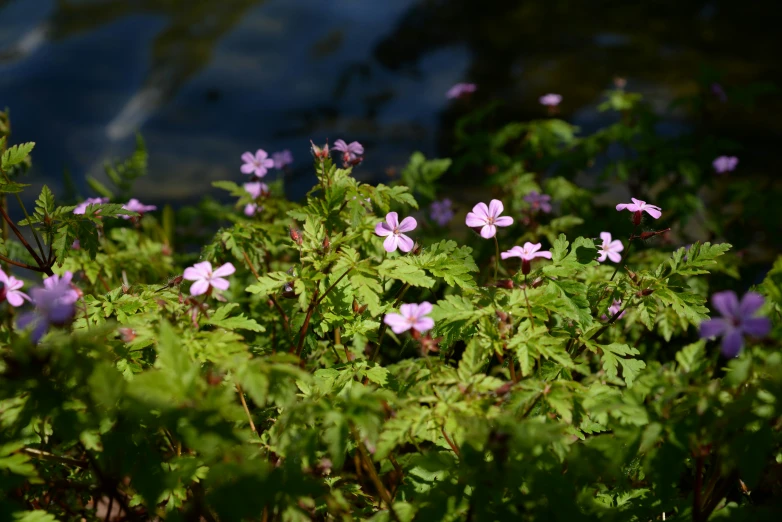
377 258 435 288
457 339 487 380
12 511 59 522
587 341 646 387
205 303 266 332
246 271 293 295
1 141 35 169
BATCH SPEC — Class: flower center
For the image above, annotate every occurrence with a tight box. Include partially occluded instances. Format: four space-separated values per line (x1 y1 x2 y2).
486 217 495 225
393 227 400 235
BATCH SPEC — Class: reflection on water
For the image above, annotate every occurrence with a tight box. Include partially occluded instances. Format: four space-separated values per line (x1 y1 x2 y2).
0 0 780 203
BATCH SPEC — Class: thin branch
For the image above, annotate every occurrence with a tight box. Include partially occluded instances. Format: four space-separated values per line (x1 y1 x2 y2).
441 427 461 457
243 250 290 333
22 447 87 468
235 383 257 435
351 425 400 522
293 289 319 357
0 204 50 274
316 267 353 305
0 253 47 272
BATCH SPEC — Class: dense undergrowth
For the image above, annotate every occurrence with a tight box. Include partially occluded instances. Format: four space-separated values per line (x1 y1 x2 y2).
1 82 781 521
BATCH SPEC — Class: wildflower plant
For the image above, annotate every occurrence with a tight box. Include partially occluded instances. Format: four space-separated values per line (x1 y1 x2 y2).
1 96 781 522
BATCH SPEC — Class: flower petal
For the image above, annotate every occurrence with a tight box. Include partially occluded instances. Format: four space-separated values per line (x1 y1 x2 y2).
488 199 504 219
480 224 497 239
597 252 607 263
470 202 490 220
600 232 612 244
332 139 347 152
465 212 486 228
739 292 765 317
413 317 434 333
494 216 514 227
374 221 393 236
385 212 399 229
183 266 204 281
615 203 629 211
721 329 744 358
501 247 522 260
417 301 433 316
212 263 236 278
643 206 662 219
348 142 364 155
534 250 553 260
397 216 417 232
255 149 269 160
210 277 230 291
383 235 399 253
742 317 771 338
607 251 622 263
241 152 254 163
397 234 415 252
240 163 256 174
712 291 739 319
384 313 411 334
190 279 210 296
6 291 29 307
610 240 624 253
700 318 727 339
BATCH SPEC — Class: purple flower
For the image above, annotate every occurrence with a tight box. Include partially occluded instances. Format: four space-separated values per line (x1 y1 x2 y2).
332 139 364 167
446 83 477 99
539 94 562 107
244 181 269 199
241 149 275 177
615 198 662 221
597 232 624 263
602 300 625 321
700 291 771 358
43 272 81 303
272 149 293 169
73 197 109 215
17 276 79 342
465 200 514 239
712 156 738 174
244 203 260 216
524 191 552 214
183 261 236 296
120 198 157 219
384 302 434 334
0 268 29 307
711 83 728 103
375 212 417 253
501 242 553 275
430 199 454 226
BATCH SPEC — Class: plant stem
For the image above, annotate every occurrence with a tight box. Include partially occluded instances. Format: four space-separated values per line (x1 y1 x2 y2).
522 275 535 332
0 203 50 273
235 384 257 435
294 289 319 357
493 235 500 281
350 426 401 522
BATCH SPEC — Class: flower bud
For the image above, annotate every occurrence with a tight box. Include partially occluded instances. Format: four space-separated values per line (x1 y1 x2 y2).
310 140 329 160
322 235 330 252
289 226 303 245
495 279 514 289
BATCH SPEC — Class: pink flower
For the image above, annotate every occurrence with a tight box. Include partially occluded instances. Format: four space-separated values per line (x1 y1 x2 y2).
183 261 236 296
375 212 417 253
0 268 30 307
465 200 514 239
501 242 552 275
615 198 662 222
120 198 157 219
241 149 275 177
384 302 434 334
539 93 562 107
332 139 364 167
597 232 624 263
73 197 109 215
446 83 477 99
272 150 293 169
244 182 269 199
244 203 260 216
602 300 626 321
713 156 738 174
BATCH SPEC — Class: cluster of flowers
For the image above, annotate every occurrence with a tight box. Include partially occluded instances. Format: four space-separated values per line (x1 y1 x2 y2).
239 148 293 216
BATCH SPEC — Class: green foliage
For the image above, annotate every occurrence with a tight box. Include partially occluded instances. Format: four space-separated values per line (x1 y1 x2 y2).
1 94 781 522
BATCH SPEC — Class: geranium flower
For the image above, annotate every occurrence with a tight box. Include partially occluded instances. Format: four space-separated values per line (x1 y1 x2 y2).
713 156 738 174
524 191 552 214
244 203 260 216
332 139 364 166
244 181 269 199
602 300 626 321
183 261 236 296
272 149 293 169
43 272 81 303
539 93 562 106
375 212 417 253
615 198 662 223
501 242 552 274
384 302 434 334
465 200 514 239
597 232 624 263
120 198 157 219
700 291 771 357
73 197 109 215
0 268 29 307
446 83 477 99
430 199 454 226
17 276 79 342
241 149 275 177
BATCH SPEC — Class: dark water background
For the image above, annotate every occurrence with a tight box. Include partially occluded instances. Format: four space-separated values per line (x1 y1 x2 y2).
1 0 781 205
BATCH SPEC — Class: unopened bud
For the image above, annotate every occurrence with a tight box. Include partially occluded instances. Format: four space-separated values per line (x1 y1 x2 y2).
496 310 509 322
495 279 514 289
639 288 654 296
322 236 330 252
531 277 544 288
289 226 303 245
412 242 422 255
310 140 330 160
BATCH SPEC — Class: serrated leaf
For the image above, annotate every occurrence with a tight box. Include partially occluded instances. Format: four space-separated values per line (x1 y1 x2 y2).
1 141 35 169
205 303 265 332
246 271 293 295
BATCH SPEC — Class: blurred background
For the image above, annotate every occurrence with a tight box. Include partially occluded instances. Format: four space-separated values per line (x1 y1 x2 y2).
1 0 781 205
